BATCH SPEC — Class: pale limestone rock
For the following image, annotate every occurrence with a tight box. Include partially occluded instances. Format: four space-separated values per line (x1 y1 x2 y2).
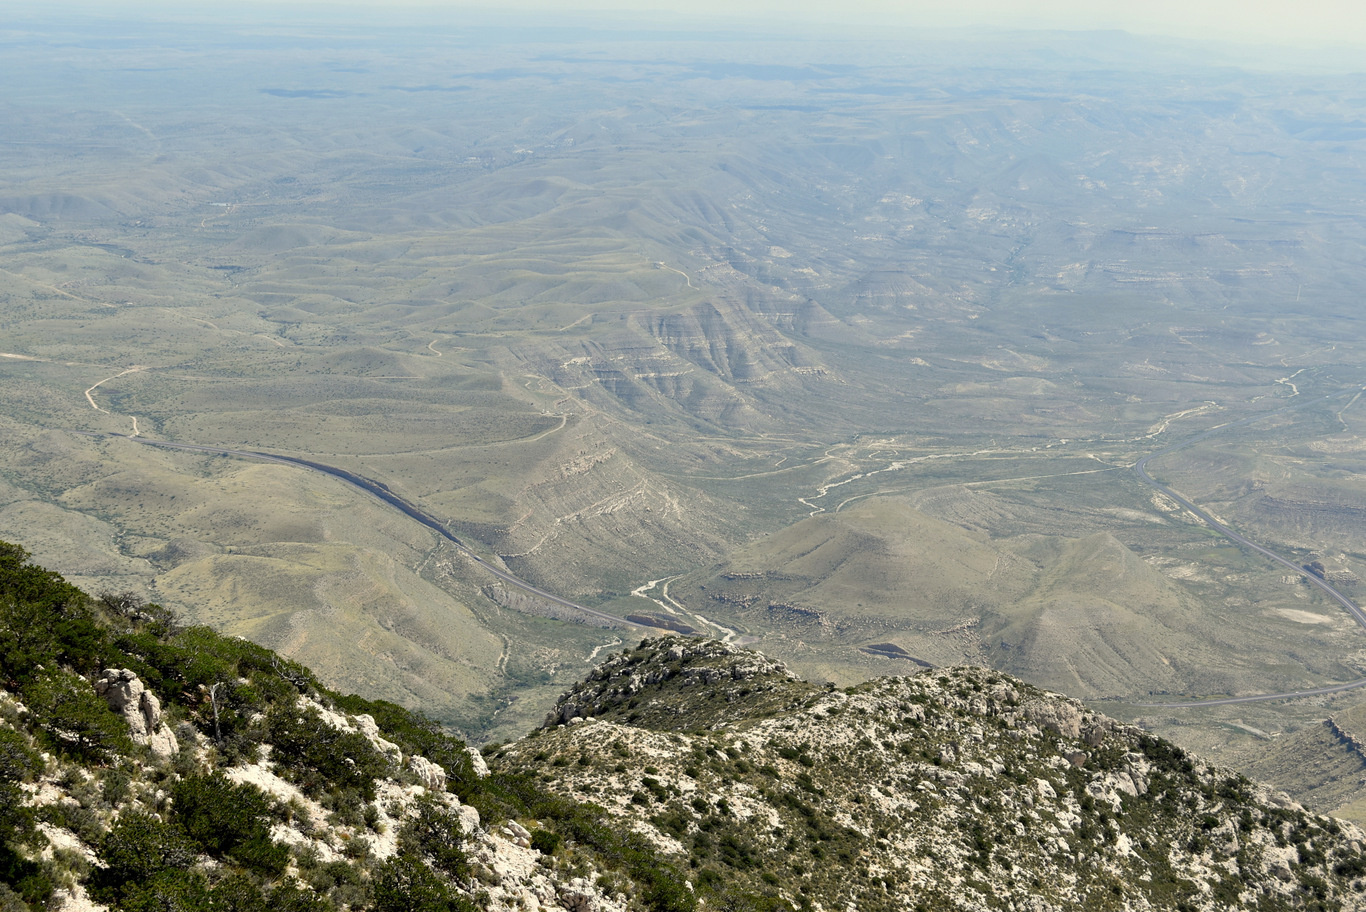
94 669 151 738
1266 843 1298 881
501 820 532 848
301 697 353 733
1024 700 1083 740
269 822 343 863
38 822 98 866
93 668 178 760
558 877 598 912
48 882 106 912
226 747 328 832
298 699 402 767
1267 791 1305 812
353 713 402 764
368 780 431 860
147 726 179 762
467 745 490 778
457 803 480 835
989 682 1018 705
409 755 447 792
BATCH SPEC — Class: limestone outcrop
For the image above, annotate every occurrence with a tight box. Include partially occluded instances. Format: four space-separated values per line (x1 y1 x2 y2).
93 668 179 760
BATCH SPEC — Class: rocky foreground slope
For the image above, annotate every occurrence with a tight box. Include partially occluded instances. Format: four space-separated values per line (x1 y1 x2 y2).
493 637 1366 912
0 541 666 912
3 538 1366 912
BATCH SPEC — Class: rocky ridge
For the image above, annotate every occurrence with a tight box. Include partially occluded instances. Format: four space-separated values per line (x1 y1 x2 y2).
7 665 661 912
4 679 626 912
0 541 677 912
544 638 805 730
496 636 1366 912
7 535 1366 912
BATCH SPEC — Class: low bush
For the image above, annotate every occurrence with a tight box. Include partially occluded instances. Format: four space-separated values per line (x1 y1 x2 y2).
266 706 389 801
21 670 132 763
95 811 197 899
372 852 473 912
172 772 288 876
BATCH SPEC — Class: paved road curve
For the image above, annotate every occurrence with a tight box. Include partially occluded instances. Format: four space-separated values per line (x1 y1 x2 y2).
74 431 648 633
78 389 1366 707
1130 389 1366 707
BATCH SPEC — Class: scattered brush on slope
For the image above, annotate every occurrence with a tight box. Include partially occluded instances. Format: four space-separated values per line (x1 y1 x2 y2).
0 541 689 912
494 636 1366 912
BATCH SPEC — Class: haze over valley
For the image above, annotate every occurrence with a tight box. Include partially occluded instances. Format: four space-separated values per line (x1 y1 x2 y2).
6 7 1366 817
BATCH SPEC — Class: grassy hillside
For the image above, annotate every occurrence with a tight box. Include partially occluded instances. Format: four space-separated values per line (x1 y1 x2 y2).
678 497 1355 704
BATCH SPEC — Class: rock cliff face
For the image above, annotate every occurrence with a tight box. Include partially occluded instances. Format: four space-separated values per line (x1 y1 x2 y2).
497 637 1366 912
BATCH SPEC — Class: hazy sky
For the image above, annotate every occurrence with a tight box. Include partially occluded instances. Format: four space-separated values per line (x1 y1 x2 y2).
30 0 1366 50
298 0 1366 48
803 0 1366 47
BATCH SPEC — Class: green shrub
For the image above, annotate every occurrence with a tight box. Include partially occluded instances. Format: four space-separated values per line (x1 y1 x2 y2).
372 852 472 912
96 811 197 897
116 626 309 751
398 801 468 878
101 767 132 807
116 868 214 912
329 694 477 801
0 728 40 785
171 771 287 875
266 706 389 801
711 890 794 912
21 670 132 763
0 729 40 847
37 801 104 845
202 872 270 912
496 773 695 912
530 829 561 855
0 543 107 687
0 882 29 912
0 850 52 909
270 879 335 912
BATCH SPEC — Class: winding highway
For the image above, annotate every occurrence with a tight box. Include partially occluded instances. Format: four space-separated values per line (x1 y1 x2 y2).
77 385 1366 707
72 431 647 633
1130 388 1366 707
